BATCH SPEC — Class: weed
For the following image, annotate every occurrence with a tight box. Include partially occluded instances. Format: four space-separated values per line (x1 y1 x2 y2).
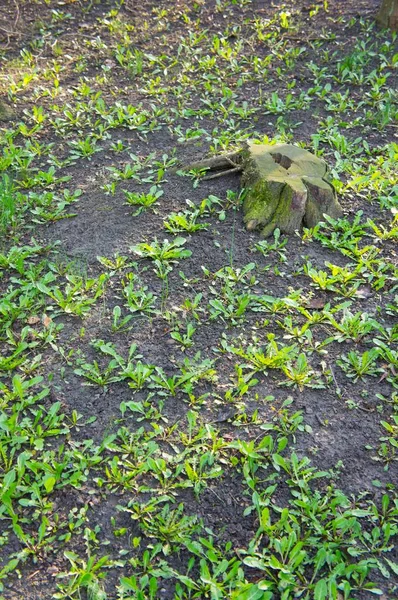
0 175 17 234
124 185 164 215
131 237 192 265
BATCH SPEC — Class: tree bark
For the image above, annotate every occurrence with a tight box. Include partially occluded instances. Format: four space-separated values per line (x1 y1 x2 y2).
377 0 398 30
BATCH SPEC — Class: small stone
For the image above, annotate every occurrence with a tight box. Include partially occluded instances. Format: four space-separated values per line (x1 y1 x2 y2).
0 99 16 122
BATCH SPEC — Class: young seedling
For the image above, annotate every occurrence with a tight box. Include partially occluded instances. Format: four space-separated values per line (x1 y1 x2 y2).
124 185 164 215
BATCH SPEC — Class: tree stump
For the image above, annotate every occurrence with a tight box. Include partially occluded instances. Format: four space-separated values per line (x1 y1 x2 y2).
241 143 342 237
180 142 343 237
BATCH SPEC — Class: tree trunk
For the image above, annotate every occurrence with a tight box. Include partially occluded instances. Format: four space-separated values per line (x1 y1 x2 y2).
377 0 398 30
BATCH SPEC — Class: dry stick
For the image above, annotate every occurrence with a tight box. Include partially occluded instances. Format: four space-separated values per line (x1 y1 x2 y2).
0 0 21 48
224 155 240 167
0 0 20 34
0 26 18 35
203 166 242 181
182 151 242 173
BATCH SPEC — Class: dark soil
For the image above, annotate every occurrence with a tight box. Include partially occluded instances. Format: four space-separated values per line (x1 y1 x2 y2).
0 0 397 599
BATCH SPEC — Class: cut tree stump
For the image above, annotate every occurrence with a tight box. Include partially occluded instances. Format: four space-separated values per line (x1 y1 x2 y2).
180 142 343 237
241 143 342 237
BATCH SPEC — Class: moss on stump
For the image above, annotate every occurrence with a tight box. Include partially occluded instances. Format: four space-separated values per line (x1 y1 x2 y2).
242 143 342 237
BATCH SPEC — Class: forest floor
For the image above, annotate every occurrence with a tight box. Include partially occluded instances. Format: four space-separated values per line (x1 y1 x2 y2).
0 0 397 598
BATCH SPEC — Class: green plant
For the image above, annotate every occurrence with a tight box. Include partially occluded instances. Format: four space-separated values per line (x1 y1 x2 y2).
0 175 17 233
122 274 158 315
150 367 195 397
130 237 192 265
254 228 288 262
337 348 382 382
124 185 164 215
170 322 196 349
114 45 144 77
208 288 252 324
111 305 133 332
123 362 155 391
281 352 325 390
37 273 108 317
164 209 209 233
324 309 379 343
54 552 110 599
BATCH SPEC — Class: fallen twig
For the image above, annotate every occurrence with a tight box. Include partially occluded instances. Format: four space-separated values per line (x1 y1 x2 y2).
181 151 242 173
203 166 243 180
0 0 21 48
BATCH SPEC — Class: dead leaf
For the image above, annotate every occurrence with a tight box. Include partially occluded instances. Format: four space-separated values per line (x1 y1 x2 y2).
27 316 40 325
355 286 373 299
43 315 53 328
308 297 326 309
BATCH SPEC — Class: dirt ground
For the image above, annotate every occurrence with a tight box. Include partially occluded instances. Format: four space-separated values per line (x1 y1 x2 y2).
0 0 397 599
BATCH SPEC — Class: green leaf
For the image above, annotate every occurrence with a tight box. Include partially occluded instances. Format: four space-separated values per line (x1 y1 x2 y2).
384 558 398 576
232 583 271 600
272 453 288 471
314 578 327 600
43 475 56 494
349 509 371 517
2 469 16 492
64 551 79 562
243 557 265 570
